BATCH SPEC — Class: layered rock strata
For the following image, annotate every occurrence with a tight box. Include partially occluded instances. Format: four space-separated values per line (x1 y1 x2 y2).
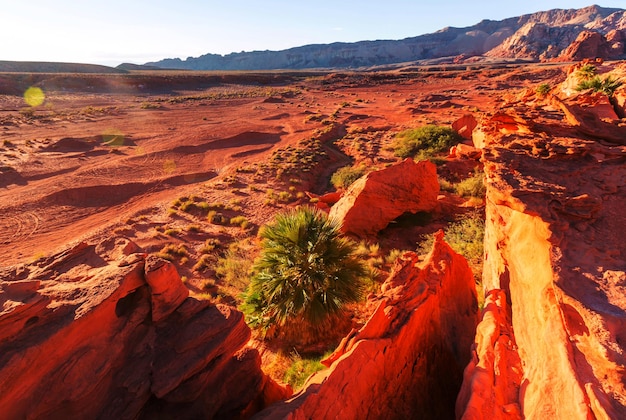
458 78 626 418
0 239 289 419
256 232 479 419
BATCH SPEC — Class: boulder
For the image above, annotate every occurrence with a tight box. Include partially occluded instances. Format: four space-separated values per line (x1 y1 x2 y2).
329 159 439 236
256 232 478 419
452 114 478 140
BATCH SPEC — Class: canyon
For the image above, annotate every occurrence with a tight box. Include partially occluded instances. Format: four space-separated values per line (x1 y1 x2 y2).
1 57 625 418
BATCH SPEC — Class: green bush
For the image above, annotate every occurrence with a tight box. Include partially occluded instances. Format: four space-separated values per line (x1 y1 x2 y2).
330 165 366 189
283 353 327 389
576 64 597 80
454 169 485 198
243 207 366 332
418 211 484 269
575 75 623 97
392 125 462 159
215 242 254 290
536 83 551 96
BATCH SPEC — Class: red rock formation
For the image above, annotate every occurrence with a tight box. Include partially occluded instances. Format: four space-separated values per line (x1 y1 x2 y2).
256 232 479 419
452 114 478 140
458 99 626 418
456 289 523 419
329 158 439 236
559 31 612 61
550 94 625 145
0 240 289 419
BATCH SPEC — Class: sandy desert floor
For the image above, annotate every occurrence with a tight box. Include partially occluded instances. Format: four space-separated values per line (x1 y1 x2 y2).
0 65 566 286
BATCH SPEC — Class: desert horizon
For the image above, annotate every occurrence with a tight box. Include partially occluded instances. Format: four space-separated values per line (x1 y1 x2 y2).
1 3 626 419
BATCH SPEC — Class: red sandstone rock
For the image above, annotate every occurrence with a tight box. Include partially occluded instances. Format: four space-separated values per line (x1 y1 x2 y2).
551 94 625 145
559 30 612 61
450 143 482 160
0 240 289 419
456 289 523 420
256 232 478 419
452 114 478 140
458 103 626 418
144 254 189 322
328 158 439 236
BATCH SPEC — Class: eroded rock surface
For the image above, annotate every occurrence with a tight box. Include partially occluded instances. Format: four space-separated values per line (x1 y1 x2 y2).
458 66 626 418
256 232 478 419
0 240 289 419
329 158 439 237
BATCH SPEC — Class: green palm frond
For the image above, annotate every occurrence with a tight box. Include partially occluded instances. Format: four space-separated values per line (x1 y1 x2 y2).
244 206 366 331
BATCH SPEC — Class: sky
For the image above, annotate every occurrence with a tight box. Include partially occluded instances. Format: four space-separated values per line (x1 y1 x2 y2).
1 1 624 67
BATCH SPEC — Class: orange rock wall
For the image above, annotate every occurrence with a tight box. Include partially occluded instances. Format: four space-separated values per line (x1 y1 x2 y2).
256 233 478 419
460 102 626 419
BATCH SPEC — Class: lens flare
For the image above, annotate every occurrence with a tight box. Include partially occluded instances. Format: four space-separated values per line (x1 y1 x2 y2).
24 87 45 107
163 160 176 174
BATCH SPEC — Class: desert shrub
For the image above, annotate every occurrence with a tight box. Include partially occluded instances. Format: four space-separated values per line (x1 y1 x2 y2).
576 64 597 80
200 238 221 254
215 242 254 290
193 254 213 272
454 169 485 198
156 243 188 261
418 211 484 270
278 191 292 203
207 211 227 224
230 215 250 229
283 353 328 389
243 207 366 333
575 75 623 97
330 165 366 189
392 125 462 159
438 177 455 193
186 224 203 233
536 83 551 96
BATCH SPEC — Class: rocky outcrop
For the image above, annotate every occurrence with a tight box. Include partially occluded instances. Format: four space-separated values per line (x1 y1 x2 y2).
0 240 289 419
558 30 616 61
256 232 478 419
458 87 626 418
329 158 439 237
456 289 523 419
148 6 625 70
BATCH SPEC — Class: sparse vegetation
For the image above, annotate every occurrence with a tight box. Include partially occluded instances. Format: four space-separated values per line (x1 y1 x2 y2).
576 64 597 80
454 169 486 198
418 211 485 281
283 352 329 389
392 125 462 160
575 75 623 97
216 241 255 291
156 243 189 261
536 83 551 96
330 165 367 189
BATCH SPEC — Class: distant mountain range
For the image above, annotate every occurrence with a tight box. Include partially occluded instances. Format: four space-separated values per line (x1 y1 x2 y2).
145 5 626 71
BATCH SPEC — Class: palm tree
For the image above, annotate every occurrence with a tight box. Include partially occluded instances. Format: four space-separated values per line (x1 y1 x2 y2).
244 206 366 338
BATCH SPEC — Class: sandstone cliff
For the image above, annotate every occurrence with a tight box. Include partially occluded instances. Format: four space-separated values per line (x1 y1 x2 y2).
457 64 626 418
256 232 479 419
0 239 289 419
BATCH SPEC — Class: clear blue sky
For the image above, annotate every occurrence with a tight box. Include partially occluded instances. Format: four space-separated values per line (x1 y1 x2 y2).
1 1 623 66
